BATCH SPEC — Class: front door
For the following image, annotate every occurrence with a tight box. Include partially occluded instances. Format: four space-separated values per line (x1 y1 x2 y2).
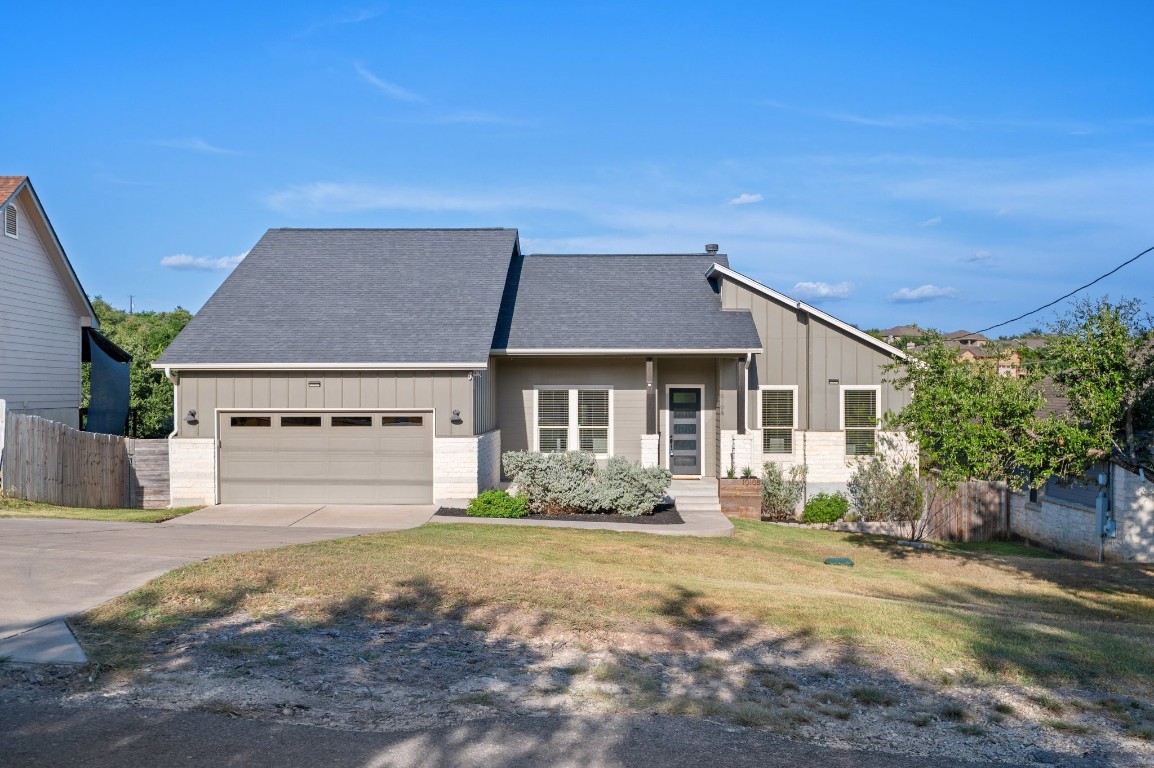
669 388 702 476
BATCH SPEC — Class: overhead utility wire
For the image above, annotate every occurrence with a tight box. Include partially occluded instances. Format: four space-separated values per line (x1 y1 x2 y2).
970 243 1154 337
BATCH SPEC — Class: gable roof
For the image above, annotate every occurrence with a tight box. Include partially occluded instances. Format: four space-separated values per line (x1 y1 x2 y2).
706 263 907 360
156 228 520 368
1 176 97 328
492 253 762 353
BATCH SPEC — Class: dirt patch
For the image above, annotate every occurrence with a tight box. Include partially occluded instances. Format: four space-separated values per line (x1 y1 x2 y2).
2 606 1151 766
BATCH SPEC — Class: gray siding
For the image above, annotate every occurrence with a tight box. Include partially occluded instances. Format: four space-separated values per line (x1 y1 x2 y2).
473 365 497 434
0 198 83 428
655 357 720 476
175 370 476 439
722 277 910 430
496 357 647 461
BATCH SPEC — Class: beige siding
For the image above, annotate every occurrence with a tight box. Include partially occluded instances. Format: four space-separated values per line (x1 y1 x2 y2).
496 357 647 461
722 277 909 432
175 370 476 439
0 199 82 427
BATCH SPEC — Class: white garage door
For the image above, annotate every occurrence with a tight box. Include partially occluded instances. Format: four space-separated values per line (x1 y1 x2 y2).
218 411 434 504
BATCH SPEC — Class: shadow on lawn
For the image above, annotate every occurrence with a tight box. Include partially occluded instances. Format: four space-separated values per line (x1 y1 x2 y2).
60 573 1154 765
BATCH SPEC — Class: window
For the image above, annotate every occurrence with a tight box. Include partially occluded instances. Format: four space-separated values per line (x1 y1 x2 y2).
281 416 322 427
760 387 795 454
536 387 612 455
331 415 372 427
843 387 878 455
231 416 271 427
381 415 423 426
4 204 16 238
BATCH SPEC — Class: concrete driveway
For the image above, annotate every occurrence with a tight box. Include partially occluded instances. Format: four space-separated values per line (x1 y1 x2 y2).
0 505 436 664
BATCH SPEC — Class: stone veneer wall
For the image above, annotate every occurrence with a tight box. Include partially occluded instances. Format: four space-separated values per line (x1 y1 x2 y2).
169 438 216 506
1010 464 1154 562
640 434 659 468
433 430 501 501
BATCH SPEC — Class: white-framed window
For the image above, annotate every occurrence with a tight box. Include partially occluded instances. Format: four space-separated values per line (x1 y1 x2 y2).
535 386 612 456
841 385 880 456
4 203 17 239
759 385 797 454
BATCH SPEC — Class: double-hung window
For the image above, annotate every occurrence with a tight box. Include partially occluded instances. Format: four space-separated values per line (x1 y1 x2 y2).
760 386 796 455
842 386 879 456
536 387 611 456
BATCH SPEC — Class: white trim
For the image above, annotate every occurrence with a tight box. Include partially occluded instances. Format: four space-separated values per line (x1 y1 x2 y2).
756 385 798 458
154 361 488 372
494 348 759 356
840 384 881 457
531 385 615 459
707 263 908 360
664 383 705 478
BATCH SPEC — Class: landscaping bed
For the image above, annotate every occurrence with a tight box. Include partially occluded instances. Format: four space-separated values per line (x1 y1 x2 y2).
436 504 684 525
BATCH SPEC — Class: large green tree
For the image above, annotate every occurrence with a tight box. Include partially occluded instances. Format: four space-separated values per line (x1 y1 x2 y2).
1043 297 1154 466
84 298 192 437
884 333 1091 488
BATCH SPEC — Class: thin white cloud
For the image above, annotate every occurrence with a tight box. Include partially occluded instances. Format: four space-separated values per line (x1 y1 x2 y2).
354 64 425 103
791 281 853 302
154 137 239 155
727 193 764 206
161 252 247 271
266 182 564 213
295 8 380 37
961 249 994 265
887 285 958 303
919 216 942 227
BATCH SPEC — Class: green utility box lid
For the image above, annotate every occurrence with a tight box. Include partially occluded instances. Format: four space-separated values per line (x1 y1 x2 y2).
824 557 854 567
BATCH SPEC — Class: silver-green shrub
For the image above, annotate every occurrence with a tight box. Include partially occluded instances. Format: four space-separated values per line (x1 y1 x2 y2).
502 451 671 516
761 461 807 521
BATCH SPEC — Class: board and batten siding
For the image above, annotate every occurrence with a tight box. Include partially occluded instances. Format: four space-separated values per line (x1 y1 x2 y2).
0 200 83 428
720 276 910 431
175 370 477 439
494 357 647 462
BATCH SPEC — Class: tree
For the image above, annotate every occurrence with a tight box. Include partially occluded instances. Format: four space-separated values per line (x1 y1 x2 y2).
83 298 193 438
884 333 1089 489
1043 297 1154 466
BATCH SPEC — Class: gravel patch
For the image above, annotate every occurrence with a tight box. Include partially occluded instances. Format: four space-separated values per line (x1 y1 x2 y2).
2 608 1151 766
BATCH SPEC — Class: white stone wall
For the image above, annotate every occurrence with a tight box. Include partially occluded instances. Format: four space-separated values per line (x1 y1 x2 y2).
476 430 501 495
434 434 499 501
169 438 216 507
1109 466 1154 561
640 434 659 468
720 430 758 476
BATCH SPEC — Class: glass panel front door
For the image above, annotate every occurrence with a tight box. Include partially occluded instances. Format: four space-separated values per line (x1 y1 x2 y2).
669 388 701 475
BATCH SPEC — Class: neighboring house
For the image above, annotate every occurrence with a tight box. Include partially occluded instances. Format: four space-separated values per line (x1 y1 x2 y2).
878 324 922 345
945 330 988 347
954 344 1022 378
0 176 129 433
155 229 910 506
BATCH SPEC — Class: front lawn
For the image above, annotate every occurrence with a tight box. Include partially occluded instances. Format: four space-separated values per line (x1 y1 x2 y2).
0 496 200 523
74 520 1154 690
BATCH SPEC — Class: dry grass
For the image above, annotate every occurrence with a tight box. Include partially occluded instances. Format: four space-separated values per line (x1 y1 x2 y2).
0 495 200 523
72 520 1154 689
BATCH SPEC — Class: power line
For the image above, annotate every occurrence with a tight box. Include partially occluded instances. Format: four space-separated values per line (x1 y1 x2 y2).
972 243 1154 337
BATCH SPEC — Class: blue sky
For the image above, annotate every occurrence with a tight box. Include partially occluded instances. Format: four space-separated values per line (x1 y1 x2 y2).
8 1 1153 335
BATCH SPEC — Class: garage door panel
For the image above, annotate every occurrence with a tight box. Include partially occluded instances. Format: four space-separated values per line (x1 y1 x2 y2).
219 411 434 504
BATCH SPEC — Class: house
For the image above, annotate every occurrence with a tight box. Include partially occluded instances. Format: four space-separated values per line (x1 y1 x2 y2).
155 229 911 506
877 324 922 345
944 330 988 347
0 177 129 434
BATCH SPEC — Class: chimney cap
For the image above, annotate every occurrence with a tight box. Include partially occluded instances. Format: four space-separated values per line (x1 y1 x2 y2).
704 243 719 253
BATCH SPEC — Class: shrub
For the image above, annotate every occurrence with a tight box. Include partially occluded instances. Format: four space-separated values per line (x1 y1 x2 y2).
467 490 529 518
803 492 849 524
847 457 934 539
761 461 807 521
501 451 671 517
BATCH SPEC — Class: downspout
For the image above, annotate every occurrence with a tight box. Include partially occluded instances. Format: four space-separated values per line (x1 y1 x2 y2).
164 367 179 439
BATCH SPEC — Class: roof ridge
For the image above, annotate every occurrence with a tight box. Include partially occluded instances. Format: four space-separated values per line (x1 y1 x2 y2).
527 253 725 257
268 227 517 232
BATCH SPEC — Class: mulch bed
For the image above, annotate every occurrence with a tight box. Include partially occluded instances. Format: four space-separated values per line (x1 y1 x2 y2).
436 504 684 526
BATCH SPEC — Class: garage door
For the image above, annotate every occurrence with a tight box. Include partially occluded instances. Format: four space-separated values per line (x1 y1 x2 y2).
218 411 434 504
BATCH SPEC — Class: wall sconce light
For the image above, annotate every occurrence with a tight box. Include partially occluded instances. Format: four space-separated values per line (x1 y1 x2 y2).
185 409 198 424
451 409 463 424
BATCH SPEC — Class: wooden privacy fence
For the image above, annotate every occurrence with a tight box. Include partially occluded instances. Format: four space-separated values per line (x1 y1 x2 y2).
925 478 1008 542
1 413 169 509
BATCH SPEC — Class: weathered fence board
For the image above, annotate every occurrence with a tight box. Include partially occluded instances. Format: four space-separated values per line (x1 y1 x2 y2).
926 479 1007 542
1 413 169 508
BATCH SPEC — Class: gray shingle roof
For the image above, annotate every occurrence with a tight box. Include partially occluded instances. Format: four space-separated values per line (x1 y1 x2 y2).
493 253 762 351
157 228 519 366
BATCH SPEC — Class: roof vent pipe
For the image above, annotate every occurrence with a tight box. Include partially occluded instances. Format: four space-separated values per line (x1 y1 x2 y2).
705 243 719 254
